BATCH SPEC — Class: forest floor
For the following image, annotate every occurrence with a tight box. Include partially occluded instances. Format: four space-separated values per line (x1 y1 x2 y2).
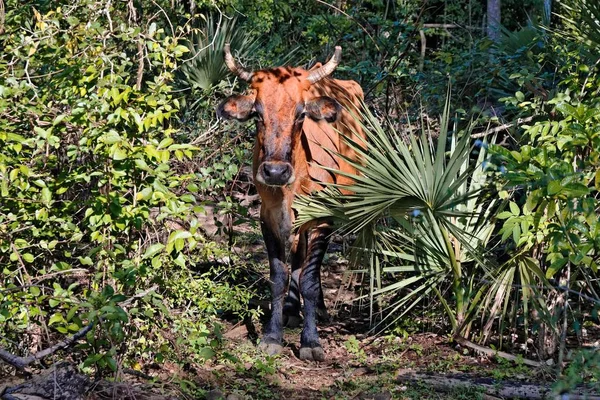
177 204 599 399
2 206 598 400
184 242 555 400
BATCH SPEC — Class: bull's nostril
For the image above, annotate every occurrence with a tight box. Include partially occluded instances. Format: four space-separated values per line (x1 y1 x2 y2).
261 162 293 185
262 164 272 178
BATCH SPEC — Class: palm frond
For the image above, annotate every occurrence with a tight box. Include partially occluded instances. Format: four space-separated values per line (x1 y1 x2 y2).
294 93 500 335
178 15 260 91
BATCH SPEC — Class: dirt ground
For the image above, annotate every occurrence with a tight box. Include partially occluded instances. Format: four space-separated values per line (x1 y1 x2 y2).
3 211 598 400
169 238 554 400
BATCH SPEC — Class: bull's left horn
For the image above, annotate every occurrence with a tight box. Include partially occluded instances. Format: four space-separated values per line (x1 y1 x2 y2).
224 43 254 82
307 46 342 84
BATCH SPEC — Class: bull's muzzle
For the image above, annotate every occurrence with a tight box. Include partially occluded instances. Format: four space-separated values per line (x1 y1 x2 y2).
258 161 295 186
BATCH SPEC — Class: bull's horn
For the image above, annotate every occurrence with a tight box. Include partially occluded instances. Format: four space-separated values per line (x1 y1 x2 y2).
224 43 253 82
307 46 342 84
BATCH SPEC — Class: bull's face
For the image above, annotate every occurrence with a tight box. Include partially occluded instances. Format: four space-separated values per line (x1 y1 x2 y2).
217 46 343 187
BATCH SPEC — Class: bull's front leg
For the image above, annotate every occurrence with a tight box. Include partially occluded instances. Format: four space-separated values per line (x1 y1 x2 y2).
284 230 329 327
283 231 306 328
258 219 289 356
299 225 331 362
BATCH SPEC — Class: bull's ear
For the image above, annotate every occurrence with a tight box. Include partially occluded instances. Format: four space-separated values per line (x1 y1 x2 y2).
304 96 341 123
217 95 255 121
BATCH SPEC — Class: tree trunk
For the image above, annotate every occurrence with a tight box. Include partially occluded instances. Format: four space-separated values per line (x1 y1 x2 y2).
544 0 552 24
487 0 501 43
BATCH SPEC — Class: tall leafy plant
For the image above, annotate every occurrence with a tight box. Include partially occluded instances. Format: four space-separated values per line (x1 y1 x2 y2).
0 2 254 377
294 97 499 337
178 14 260 92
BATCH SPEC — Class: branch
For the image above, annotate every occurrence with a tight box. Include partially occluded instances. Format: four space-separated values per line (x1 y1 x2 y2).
422 23 459 29
136 37 144 91
120 285 158 307
454 336 542 367
0 322 94 370
0 0 5 34
471 116 534 138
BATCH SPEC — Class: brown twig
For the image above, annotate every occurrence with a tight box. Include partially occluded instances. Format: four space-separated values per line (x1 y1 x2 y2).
120 285 159 307
471 116 534 138
454 336 542 367
0 322 94 370
136 38 144 91
0 0 5 34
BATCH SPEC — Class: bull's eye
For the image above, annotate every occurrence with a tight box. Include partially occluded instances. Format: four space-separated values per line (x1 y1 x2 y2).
253 112 263 122
295 112 306 124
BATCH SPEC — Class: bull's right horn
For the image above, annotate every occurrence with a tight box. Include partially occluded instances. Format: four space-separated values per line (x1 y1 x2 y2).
224 43 254 82
307 46 342 84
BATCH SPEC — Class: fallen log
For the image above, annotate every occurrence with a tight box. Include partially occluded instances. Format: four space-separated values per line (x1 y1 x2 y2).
1 363 90 400
454 336 543 367
396 369 600 400
0 322 94 370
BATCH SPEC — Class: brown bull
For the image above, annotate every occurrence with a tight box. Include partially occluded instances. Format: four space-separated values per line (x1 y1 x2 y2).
218 44 364 361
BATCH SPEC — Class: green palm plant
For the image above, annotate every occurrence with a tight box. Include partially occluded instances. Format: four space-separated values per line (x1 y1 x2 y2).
294 96 500 337
558 0 600 49
178 14 260 92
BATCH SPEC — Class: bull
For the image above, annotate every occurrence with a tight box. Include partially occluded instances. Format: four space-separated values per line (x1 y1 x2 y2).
217 44 364 361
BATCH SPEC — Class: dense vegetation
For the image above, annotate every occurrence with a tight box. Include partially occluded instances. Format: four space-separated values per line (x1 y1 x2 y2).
1 0 598 397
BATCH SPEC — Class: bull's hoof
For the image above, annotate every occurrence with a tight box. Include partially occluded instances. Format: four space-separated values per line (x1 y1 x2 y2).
258 339 283 356
299 346 325 362
283 314 302 328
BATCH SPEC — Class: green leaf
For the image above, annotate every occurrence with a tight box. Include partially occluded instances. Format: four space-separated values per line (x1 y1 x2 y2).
41 187 52 204
49 313 64 326
78 256 93 266
143 243 165 259
547 180 562 196
173 253 186 267
198 347 215 360
106 356 118 371
111 145 128 160
547 258 568 278
168 230 192 243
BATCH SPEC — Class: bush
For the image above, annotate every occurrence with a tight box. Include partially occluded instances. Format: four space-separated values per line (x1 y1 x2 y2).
0 0 255 377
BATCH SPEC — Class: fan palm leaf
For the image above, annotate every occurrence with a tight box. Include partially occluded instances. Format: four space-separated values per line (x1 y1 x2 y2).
294 93 499 335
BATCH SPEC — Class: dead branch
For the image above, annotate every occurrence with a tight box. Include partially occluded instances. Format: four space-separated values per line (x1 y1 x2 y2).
2 362 90 400
422 23 459 29
0 0 5 34
136 38 144 91
120 285 158 307
419 29 426 72
0 322 94 370
454 336 542 367
471 116 534 138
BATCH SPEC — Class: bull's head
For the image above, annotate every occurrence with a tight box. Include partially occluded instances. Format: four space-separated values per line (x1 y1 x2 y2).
217 45 343 187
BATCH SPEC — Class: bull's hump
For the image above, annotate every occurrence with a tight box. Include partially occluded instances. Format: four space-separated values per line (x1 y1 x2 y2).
251 68 310 89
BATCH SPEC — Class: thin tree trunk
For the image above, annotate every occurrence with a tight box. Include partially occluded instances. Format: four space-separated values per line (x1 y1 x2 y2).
487 0 501 43
544 0 552 25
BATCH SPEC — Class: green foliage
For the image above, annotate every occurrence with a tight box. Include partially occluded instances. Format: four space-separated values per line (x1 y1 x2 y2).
485 12 600 347
559 0 600 49
178 15 260 92
0 0 254 378
555 348 600 392
294 97 499 336
344 335 367 363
